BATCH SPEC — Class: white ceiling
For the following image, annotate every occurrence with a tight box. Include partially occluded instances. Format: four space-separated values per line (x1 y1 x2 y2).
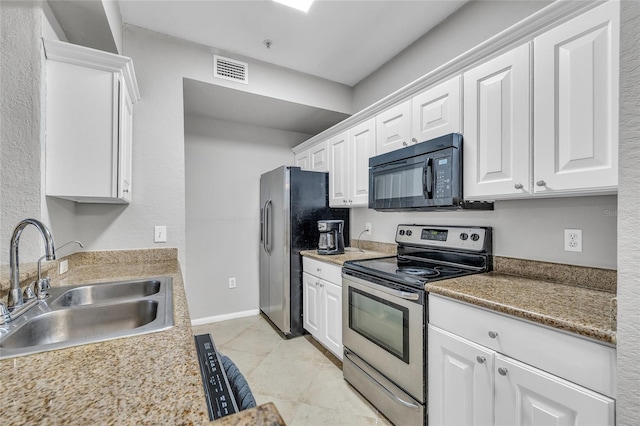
118 0 467 87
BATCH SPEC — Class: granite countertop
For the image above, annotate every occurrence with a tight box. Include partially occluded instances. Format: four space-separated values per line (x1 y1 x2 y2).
0 248 213 425
426 258 617 345
301 240 397 266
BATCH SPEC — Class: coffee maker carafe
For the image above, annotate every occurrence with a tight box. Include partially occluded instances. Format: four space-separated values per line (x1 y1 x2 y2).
317 220 345 255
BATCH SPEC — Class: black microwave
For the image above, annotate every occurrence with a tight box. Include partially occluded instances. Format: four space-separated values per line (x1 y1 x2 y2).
368 133 493 211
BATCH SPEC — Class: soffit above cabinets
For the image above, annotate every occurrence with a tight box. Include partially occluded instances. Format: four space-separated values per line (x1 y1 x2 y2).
183 78 350 135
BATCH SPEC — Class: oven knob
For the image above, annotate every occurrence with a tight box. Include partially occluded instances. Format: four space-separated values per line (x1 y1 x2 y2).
399 230 405 236
406 230 412 236
460 233 468 241
471 233 480 241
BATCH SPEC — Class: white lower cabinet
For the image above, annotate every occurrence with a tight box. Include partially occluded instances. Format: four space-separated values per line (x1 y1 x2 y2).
428 296 615 426
302 257 343 359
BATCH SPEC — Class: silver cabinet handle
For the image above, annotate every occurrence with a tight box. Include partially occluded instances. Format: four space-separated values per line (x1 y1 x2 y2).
498 367 508 376
488 331 499 339
476 356 486 364
514 183 523 189
536 180 546 187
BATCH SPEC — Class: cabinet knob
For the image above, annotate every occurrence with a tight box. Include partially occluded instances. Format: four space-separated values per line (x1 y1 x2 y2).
488 331 499 339
317 268 321 272
123 188 129 193
319 283 324 288
514 183 523 190
315 281 320 286
412 138 418 144
476 356 486 364
536 180 546 187
402 141 408 146
498 367 508 376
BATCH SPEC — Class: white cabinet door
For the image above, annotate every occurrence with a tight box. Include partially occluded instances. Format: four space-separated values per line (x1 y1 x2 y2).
495 355 615 426
309 141 328 172
43 39 138 204
302 272 321 336
376 100 412 154
327 131 349 207
321 280 342 358
118 74 134 203
412 75 461 143
463 43 531 199
348 117 376 207
429 326 495 426
533 1 619 195
295 150 310 170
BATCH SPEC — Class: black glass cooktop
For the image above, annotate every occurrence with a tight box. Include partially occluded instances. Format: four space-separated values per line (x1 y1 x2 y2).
344 255 476 289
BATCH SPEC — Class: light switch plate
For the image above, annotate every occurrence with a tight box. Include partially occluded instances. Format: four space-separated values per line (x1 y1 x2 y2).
154 226 167 243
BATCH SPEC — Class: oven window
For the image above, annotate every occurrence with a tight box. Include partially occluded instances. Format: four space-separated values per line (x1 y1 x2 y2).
348 287 410 363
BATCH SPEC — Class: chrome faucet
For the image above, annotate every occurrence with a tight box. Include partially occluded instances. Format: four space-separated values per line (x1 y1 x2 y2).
7 219 56 309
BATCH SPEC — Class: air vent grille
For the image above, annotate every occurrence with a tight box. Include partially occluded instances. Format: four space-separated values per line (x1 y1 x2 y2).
213 55 248 84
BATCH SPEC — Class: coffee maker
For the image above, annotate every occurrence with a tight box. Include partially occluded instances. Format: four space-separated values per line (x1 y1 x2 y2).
317 220 345 255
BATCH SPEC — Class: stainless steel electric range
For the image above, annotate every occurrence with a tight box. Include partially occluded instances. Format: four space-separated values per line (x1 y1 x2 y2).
342 224 492 426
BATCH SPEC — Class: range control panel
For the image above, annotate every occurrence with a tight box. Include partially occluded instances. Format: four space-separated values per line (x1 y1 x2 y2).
395 225 489 252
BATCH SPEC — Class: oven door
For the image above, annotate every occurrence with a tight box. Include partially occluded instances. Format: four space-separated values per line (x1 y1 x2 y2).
342 273 424 401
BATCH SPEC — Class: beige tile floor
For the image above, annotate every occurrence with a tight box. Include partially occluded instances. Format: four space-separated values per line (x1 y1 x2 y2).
192 315 393 426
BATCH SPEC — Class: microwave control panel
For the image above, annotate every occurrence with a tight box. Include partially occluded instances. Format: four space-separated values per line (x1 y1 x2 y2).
433 155 453 199
396 225 489 252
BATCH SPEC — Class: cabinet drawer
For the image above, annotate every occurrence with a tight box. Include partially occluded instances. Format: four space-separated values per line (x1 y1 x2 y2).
302 257 342 285
429 295 616 398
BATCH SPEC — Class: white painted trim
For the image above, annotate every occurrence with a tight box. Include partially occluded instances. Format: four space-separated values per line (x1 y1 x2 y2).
190 309 261 326
42 38 141 102
293 0 606 152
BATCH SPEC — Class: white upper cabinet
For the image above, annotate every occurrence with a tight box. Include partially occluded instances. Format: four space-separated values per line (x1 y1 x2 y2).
412 75 461 143
375 76 461 155
328 118 376 208
294 150 310 170
295 141 328 172
375 99 412 154
44 39 140 204
309 141 328 172
463 43 531 199
533 0 619 195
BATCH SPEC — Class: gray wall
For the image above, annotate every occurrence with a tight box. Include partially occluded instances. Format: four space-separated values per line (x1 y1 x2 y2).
353 0 551 110
0 1 46 266
351 196 617 269
184 115 308 321
617 1 640 424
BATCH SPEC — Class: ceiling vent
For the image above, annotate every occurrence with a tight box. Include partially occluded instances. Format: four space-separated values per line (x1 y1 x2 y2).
213 55 248 84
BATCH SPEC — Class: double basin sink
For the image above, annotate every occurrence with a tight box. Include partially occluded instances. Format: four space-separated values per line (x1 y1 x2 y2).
0 277 174 360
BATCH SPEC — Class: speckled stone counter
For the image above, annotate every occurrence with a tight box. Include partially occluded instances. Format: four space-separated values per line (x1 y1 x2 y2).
300 240 396 266
0 249 211 425
426 257 617 345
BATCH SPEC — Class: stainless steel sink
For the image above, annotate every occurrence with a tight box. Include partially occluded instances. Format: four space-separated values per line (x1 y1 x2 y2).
0 276 173 359
48 279 161 308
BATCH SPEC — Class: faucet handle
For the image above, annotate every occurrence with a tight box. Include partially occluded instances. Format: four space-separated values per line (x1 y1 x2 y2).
23 284 37 301
34 277 51 300
0 302 10 325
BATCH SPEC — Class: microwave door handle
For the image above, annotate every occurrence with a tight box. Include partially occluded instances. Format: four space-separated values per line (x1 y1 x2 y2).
423 158 433 198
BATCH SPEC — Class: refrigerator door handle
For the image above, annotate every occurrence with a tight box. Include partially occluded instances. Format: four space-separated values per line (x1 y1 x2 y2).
260 206 264 247
265 199 272 254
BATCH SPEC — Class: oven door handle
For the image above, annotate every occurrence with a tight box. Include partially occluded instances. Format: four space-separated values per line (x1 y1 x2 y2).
344 349 421 411
344 273 422 302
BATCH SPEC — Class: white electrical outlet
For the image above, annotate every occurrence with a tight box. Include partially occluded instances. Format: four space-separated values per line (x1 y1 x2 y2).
154 226 167 243
59 259 69 275
564 229 583 252
365 222 372 235
228 277 237 289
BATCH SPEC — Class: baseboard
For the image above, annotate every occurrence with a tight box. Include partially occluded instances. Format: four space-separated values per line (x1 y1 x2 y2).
190 309 260 326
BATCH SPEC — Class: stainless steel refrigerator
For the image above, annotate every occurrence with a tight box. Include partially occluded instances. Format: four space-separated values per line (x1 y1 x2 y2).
259 166 349 338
